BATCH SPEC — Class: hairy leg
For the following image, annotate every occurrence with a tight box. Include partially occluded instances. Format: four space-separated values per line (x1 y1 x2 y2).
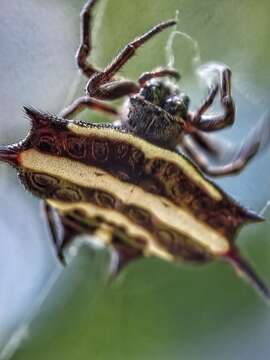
192 85 218 123
60 96 119 119
76 0 100 77
184 111 270 176
70 1 177 113
186 128 230 157
86 19 176 100
192 65 235 132
138 68 180 86
181 133 259 176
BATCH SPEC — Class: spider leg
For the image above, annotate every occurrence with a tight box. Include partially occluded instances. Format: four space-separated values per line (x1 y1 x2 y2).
43 202 103 264
186 128 231 158
138 68 180 86
182 134 259 176
76 0 100 77
182 110 270 179
192 65 235 132
93 67 180 101
109 242 143 280
42 201 75 264
89 80 140 101
185 112 270 176
86 19 176 100
59 96 119 119
43 200 143 272
192 85 218 123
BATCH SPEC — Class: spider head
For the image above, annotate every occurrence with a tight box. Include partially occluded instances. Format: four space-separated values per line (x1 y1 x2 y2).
122 78 190 148
140 78 190 119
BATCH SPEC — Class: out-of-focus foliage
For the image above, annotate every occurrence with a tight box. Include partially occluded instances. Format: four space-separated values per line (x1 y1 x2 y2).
0 0 270 359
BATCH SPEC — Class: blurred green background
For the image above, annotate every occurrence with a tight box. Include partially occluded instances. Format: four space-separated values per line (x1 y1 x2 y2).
0 0 270 359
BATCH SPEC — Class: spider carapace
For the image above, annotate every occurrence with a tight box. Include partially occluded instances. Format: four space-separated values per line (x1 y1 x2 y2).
0 0 269 299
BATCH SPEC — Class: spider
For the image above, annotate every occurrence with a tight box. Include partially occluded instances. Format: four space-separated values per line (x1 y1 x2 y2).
0 0 269 299
60 0 259 177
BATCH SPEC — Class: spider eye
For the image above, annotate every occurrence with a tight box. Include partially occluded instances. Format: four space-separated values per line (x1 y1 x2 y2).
140 84 161 104
179 94 190 109
140 80 171 105
163 94 190 117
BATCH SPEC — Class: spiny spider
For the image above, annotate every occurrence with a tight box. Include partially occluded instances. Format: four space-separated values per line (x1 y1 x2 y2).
0 0 269 299
60 0 262 176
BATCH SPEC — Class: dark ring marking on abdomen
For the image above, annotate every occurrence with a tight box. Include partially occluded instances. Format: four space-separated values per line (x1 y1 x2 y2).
30 126 252 237
94 190 116 209
155 228 210 262
53 187 83 202
20 168 212 261
90 138 110 162
20 171 59 198
64 134 87 159
31 130 60 155
125 205 151 226
114 141 130 160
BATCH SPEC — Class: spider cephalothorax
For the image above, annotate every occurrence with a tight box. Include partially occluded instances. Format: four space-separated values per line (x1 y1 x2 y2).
120 78 191 148
0 0 270 299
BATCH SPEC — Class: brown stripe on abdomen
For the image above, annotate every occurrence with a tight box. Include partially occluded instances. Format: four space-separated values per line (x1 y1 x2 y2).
19 169 211 262
53 207 146 262
27 123 254 239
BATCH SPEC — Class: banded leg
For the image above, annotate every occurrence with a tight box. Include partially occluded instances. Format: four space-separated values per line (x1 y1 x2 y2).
60 96 119 119
76 0 100 77
193 65 235 132
86 19 176 100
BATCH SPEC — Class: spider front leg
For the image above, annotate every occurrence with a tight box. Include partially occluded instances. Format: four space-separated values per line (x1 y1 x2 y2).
138 68 180 86
60 66 180 119
86 19 177 100
192 85 218 123
192 65 235 132
66 0 178 118
60 96 119 119
76 0 100 77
